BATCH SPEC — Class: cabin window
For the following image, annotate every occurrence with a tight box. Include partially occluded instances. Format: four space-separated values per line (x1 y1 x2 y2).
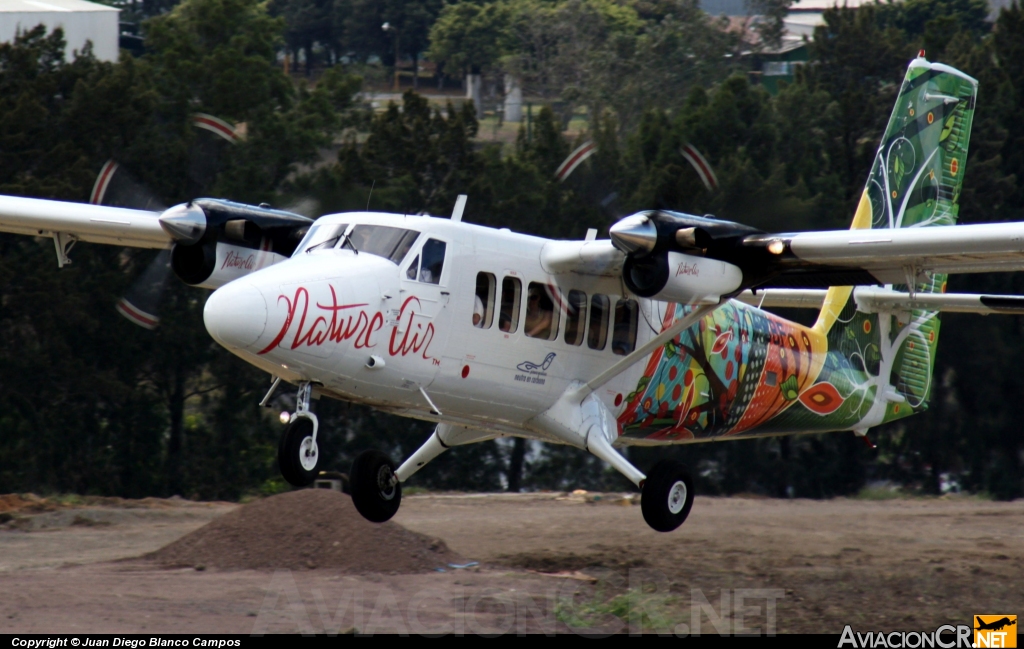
405 238 447 284
612 299 639 355
498 277 522 333
525 283 558 340
298 222 348 254
588 294 610 350
343 225 418 263
564 290 587 346
474 272 496 328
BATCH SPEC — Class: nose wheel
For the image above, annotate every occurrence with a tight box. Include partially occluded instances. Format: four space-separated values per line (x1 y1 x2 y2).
640 460 694 532
278 417 321 486
350 450 402 523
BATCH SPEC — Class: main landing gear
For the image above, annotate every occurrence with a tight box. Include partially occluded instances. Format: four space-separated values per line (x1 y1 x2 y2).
347 422 697 533
349 423 496 524
278 382 322 487
640 460 695 532
350 450 401 523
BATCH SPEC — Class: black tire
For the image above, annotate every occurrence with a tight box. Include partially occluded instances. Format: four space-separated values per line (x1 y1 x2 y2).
641 460 694 532
350 450 402 523
278 418 321 487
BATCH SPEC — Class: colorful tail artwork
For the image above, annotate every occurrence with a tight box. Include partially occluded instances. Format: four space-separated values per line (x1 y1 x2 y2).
616 57 978 441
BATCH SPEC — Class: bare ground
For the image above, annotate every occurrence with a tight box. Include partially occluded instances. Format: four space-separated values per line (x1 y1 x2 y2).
0 492 1021 635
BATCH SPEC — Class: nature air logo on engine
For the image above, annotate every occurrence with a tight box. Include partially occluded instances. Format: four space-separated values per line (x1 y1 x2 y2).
974 615 1017 648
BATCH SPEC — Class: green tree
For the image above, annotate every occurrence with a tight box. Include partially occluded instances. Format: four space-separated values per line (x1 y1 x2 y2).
269 0 335 73
323 91 481 214
143 0 362 202
806 5 912 206
428 0 513 76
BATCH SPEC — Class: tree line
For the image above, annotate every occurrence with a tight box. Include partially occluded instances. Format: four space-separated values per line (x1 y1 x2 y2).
1 0 1023 500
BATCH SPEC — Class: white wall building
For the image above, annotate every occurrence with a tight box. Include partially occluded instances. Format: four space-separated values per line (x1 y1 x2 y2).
0 0 120 62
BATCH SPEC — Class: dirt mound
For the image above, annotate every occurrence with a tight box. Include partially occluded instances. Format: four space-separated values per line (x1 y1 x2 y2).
0 494 59 514
147 489 462 573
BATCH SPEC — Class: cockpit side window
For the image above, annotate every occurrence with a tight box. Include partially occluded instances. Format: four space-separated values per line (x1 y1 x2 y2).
417 239 446 284
402 238 447 284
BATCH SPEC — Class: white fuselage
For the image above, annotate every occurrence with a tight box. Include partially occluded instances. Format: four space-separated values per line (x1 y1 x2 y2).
203 212 660 443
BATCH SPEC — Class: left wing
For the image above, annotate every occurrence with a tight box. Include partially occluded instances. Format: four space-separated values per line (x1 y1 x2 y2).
540 218 1024 289
741 221 1024 287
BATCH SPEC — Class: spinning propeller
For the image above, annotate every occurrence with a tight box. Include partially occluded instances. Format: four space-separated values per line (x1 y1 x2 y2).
91 114 238 329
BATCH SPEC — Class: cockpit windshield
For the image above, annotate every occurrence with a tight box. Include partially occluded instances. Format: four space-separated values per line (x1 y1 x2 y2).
295 223 348 255
294 223 419 265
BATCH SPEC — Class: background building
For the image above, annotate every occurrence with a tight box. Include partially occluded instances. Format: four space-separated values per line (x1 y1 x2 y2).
0 0 120 62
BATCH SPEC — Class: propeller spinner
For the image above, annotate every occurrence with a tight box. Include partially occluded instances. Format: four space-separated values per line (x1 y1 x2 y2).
158 203 207 245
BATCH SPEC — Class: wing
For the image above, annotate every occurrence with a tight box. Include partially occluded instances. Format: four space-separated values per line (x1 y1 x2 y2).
540 220 1024 289
744 222 1024 287
0 195 169 253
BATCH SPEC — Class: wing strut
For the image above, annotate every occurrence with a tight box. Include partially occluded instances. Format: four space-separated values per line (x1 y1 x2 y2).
52 232 77 268
568 302 721 403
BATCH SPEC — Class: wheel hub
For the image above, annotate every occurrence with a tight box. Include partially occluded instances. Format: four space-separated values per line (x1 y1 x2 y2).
376 465 397 501
667 480 687 514
298 436 318 471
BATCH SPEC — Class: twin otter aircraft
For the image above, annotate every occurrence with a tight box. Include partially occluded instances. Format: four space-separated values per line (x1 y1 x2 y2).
4 57 1024 531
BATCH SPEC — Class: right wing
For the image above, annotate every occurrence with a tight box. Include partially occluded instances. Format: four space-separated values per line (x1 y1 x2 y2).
0 195 169 251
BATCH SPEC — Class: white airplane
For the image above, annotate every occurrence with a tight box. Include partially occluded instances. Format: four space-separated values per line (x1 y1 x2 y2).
3 56 1024 532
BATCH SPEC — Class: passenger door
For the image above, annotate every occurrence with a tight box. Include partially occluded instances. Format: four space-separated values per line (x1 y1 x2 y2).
388 236 453 390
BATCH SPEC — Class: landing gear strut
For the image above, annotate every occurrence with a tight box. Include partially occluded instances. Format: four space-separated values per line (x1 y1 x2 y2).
278 382 321 486
349 424 498 524
640 460 695 532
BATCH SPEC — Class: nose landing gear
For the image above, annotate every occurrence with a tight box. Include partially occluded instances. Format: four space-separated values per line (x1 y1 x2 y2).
278 382 322 487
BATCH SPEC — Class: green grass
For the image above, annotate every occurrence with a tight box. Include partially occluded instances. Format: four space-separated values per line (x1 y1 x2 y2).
853 485 993 501
554 587 685 633
854 485 909 500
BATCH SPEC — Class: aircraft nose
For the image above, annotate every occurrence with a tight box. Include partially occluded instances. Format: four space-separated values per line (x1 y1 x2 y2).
204 282 268 350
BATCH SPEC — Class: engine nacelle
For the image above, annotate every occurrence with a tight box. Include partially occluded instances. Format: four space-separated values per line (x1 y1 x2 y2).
162 198 313 289
172 240 288 289
624 251 742 304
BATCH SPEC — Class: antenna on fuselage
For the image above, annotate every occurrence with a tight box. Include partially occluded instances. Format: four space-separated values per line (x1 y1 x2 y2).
366 180 375 211
451 194 468 222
